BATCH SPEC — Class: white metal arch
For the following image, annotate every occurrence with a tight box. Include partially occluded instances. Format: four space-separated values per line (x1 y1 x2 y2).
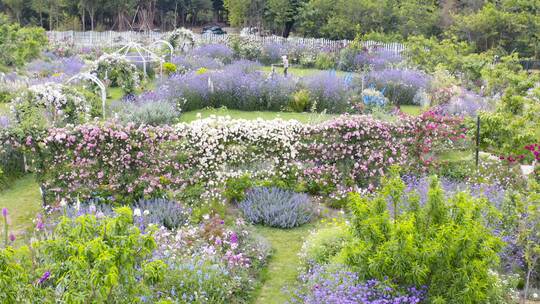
114 42 165 80
67 73 107 119
150 39 174 61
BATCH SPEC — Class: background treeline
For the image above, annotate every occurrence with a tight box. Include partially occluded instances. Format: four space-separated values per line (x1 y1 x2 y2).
1 0 540 58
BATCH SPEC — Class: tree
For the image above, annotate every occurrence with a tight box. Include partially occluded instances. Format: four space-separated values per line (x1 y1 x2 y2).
2 0 24 23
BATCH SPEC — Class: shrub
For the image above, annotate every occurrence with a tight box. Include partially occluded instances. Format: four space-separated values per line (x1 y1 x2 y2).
12 82 92 130
239 187 313 228
314 53 336 70
342 167 504 303
162 62 177 75
0 16 48 66
299 224 350 268
366 68 430 106
290 89 311 112
224 174 254 203
134 198 191 230
0 207 158 302
115 100 179 126
90 53 142 94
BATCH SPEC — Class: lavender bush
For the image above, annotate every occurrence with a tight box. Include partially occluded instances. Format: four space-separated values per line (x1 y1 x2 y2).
290 265 426 304
189 44 234 63
302 71 353 113
134 198 191 230
438 90 492 117
367 69 430 106
239 187 314 228
355 50 403 70
26 56 85 77
113 99 179 126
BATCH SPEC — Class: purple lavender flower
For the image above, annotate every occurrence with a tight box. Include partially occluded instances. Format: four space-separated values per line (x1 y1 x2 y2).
38 271 51 284
8 233 15 242
290 265 426 304
2 208 7 218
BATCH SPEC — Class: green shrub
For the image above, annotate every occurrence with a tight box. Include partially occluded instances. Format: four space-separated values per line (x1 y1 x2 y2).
0 207 159 302
224 174 253 203
342 166 504 303
0 15 48 67
314 53 336 70
289 89 311 112
163 62 177 75
299 223 350 268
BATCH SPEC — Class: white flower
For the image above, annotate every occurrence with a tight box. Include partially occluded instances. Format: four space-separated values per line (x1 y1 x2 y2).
133 208 142 217
60 198 67 207
143 210 150 216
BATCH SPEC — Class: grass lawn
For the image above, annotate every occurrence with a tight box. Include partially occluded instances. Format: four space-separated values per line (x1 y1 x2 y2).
260 65 350 77
253 223 319 304
0 175 41 237
180 108 337 123
401 105 424 116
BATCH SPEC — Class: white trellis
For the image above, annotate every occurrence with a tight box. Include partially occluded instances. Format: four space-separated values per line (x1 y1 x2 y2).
150 39 174 61
114 42 165 79
67 73 107 119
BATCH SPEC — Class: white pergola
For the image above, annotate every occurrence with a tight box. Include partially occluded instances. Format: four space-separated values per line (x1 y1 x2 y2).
113 42 165 80
67 73 107 119
150 39 174 62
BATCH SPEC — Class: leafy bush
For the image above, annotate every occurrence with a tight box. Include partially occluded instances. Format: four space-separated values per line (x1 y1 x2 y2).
0 207 158 302
12 82 92 130
224 174 254 203
299 223 350 268
0 16 48 66
239 187 313 228
90 54 142 94
314 53 336 70
162 62 177 75
290 89 311 112
342 167 504 303
115 100 179 126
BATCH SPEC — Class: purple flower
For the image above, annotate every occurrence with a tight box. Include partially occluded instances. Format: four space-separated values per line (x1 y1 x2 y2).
38 271 51 284
8 233 15 242
2 208 7 218
230 232 238 244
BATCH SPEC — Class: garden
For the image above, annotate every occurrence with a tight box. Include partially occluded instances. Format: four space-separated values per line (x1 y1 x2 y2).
0 6 539 303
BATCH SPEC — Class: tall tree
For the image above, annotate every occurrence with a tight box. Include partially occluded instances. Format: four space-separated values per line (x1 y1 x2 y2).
2 0 24 23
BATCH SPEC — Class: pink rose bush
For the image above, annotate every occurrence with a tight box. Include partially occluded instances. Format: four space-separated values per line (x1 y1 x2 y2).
2 113 461 204
302 111 464 192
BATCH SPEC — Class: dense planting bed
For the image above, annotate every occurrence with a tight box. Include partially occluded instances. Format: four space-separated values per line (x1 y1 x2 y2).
0 22 539 304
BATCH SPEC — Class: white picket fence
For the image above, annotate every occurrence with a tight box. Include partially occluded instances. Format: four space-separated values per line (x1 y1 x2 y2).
46 31 405 53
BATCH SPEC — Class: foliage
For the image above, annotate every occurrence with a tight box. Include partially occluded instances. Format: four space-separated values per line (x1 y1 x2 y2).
223 173 253 203
162 62 177 75
11 82 92 130
290 89 311 112
133 198 191 230
239 187 313 228
0 207 158 302
0 16 47 66
90 53 141 94
114 100 179 126
299 223 350 269
342 167 504 303
167 27 195 52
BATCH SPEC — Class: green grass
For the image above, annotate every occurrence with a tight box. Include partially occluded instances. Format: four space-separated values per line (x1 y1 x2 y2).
180 108 337 123
0 102 9 115
253 223 318 304
401 105 424 116
260 65 349 77
0 175 41 236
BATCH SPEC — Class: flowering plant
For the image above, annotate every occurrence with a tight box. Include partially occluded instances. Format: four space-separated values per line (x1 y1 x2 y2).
167 27 196 52
11 82 91 129
90 53 141 94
